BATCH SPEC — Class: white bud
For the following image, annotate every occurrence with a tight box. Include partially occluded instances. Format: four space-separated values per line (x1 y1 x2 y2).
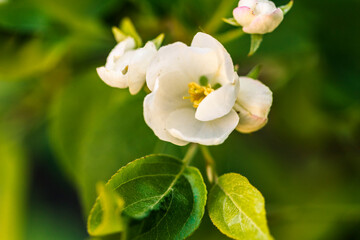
233 0 284 34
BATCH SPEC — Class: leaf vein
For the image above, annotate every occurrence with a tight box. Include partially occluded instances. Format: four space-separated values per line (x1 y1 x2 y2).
122 195 163 212
134 191 175 239
113 173 177 191
217 184 267 238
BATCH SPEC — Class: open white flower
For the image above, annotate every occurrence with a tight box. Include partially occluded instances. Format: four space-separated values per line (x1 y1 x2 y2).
144 33 240 146
233 0 284 34
97 37 157 95
234 76 272 133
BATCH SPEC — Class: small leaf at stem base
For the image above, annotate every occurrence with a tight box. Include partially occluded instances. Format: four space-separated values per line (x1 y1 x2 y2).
112 27 127 43
151 33 165 49
247 65 262 79
248 34 263 56
120 18 143 47
222 17 241 27
280 0 294 15
87 183 125 236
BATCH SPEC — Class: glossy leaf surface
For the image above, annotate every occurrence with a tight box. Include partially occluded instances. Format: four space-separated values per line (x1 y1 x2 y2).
88 155 207 240
208 173 272 240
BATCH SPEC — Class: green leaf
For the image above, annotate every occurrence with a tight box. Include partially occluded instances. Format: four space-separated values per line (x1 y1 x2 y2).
0 130 28 240
208 173 273 240
88 155 207 239
222 18 241 27
205 0 237 33
0 1 49 32
247 65 262 79
248 34 263 56
89 234 122 240
0 38 68 81
120 18 143 47
216 28 244 44
151 33 165 49
279 0 294 15
88 183 125 236
50 70 160 213
31 0 109 38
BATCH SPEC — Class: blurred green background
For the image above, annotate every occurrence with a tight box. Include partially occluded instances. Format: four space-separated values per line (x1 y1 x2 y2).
1 0 359 239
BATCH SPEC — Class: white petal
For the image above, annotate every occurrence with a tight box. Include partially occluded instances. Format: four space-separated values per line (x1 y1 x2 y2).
235 104 269 133
143 93 188 146
254 1 277 15
146 42 219 91
195 77 239 121
96 66 128 88
166 108 239 146
191 32 234 85
105 37 136 70
233 6 256 27
235 77 272 133
127 41 157 95
97 37 136 89
243 8 284 34
143 70 192 146
238 0 257 9
144 35 240 145
156 73 192 106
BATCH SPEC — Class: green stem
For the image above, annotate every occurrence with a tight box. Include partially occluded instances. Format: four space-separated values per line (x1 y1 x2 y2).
204 0 236 34
121 219 128 240
216 28 245 45
200 145 218 184
183 143 199 166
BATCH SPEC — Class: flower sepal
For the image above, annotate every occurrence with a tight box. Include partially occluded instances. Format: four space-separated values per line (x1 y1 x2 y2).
112 17 143 47
249 34 263 56
222 17 241 27
150 33 165 50
280 0 294 15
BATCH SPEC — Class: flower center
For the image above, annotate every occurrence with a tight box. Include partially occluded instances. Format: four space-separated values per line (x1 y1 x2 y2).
184 82 214 108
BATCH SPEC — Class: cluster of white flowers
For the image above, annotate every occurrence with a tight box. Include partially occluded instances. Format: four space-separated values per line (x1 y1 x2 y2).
97 32 272 146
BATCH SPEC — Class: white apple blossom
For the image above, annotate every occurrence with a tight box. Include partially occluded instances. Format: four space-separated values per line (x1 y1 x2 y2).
233 0 284 34
144 33 240 146
234 76 272 133
97 37 157 95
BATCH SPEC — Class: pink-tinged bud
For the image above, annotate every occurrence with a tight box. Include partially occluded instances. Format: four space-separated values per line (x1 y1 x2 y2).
233 6 255 27
233 0 284 34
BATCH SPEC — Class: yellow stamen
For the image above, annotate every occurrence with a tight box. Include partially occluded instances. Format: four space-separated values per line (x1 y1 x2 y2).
183 82 214 108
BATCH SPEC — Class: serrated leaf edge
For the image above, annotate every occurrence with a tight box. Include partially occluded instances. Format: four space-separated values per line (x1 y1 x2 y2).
176 166 207 239
87 154 182 236
208 173 272 240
